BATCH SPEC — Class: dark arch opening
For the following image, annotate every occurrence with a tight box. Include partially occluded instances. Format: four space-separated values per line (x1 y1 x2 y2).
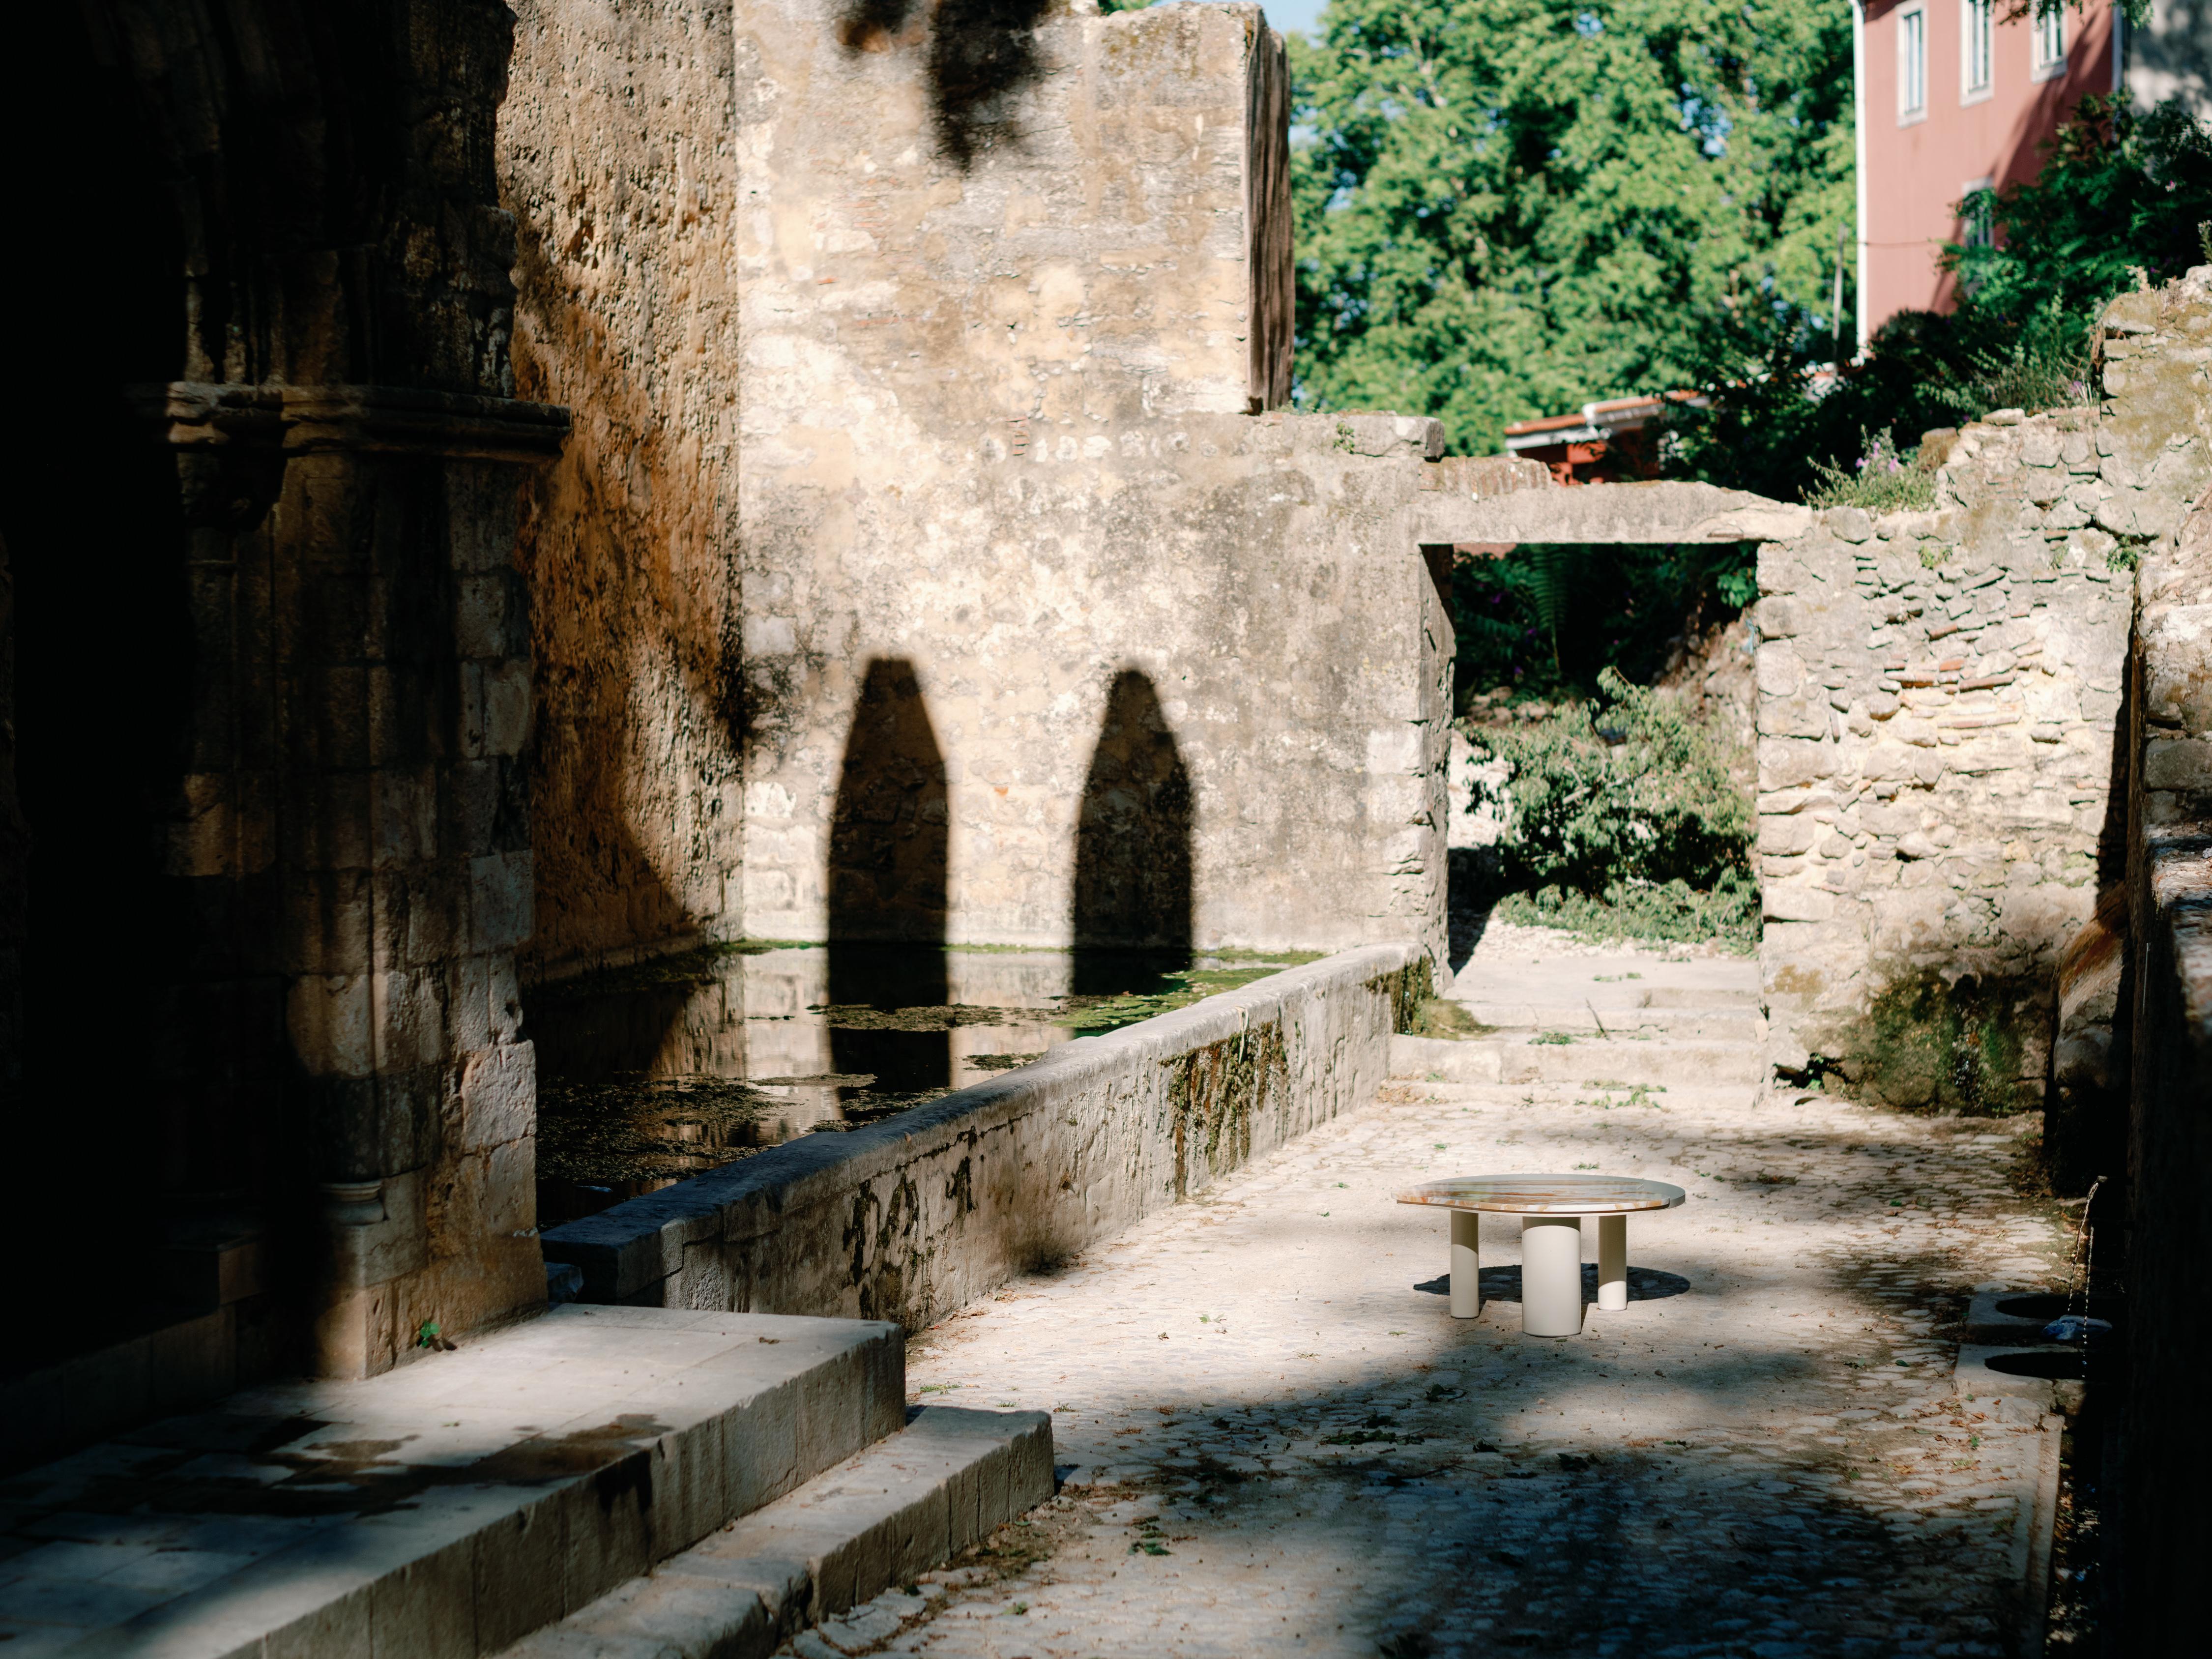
1071 669 1193 997
826 658 951 1099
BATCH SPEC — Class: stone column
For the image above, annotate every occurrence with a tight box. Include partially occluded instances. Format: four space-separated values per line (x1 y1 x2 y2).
144 380 568 1378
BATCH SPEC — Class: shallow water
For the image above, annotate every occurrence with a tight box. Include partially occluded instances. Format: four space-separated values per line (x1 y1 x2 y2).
525 944 1301 1223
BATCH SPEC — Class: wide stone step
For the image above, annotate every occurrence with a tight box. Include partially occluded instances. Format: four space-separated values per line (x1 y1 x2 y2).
0 1307 903 1658
1453 1003 1764 1042
1391 1033 1766 1087
498 1406 1054 1659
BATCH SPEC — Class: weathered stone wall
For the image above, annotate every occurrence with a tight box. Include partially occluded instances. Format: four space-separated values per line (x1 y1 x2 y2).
2 1 570 1382
542 943 1426 1321
2121 444 2212 1659
1756 277 2212 1102
503 1 747 977
1753 442 2133 1102
733 2 1456 958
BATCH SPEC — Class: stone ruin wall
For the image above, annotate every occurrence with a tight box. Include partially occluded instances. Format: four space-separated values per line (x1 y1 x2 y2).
498 0 1470 968
728 0 1461 960
502 1 746 977
1757 275 2212 1106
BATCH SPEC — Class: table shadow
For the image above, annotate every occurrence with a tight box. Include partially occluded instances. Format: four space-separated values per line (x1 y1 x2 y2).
1415 1266 1691 1303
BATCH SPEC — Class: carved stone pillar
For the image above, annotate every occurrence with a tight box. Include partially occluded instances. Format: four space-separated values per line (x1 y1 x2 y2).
142 380 568 1377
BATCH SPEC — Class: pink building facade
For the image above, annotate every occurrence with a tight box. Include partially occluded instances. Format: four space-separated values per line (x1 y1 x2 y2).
1856 1 2118 339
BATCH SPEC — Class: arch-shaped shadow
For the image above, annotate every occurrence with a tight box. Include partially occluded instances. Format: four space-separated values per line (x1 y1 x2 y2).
827 659 951 1096
1071 669 1193 997
1415 1266 1692 1304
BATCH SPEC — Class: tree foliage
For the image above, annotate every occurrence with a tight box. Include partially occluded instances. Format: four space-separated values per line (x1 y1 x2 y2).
1290 0 1854 457
1471 669 1758 948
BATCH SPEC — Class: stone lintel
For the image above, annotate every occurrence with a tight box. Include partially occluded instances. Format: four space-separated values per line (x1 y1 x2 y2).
1412 479 1809 546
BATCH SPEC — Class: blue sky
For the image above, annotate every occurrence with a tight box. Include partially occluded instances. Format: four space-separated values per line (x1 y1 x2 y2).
1193 0 1328 37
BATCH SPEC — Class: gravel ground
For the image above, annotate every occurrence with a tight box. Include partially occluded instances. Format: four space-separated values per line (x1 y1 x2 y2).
781 947 2070 1659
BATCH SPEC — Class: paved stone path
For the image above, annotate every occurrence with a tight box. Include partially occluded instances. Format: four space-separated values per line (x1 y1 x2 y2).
783 936 2070 1659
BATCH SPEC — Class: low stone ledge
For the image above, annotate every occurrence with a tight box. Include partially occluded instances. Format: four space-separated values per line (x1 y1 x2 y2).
543 943 1428 1325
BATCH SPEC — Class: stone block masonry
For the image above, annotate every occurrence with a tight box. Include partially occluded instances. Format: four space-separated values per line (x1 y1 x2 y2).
542 943 1427 1323
502 0 746 979
1755 273 2212 1101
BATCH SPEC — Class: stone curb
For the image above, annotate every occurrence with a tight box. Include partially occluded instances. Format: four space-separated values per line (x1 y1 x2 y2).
497 1407 1054 1659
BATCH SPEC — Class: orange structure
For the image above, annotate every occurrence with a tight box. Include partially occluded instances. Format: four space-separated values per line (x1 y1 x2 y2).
1500 393 1706 486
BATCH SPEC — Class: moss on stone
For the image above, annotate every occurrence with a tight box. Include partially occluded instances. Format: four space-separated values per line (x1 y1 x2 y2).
1831 969 2043 1115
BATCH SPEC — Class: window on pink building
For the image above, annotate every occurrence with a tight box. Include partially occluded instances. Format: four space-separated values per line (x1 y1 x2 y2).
2032 3 2066 82
1961 0 1993 102
1899 4 1928 123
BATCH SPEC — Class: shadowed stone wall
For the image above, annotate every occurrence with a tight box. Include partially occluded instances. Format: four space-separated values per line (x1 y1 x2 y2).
502 0 747 978
4 0 568 1384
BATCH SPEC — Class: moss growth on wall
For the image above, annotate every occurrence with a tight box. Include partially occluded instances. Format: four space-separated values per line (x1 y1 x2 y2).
1165 1020 1290 1200
1828 970 2043 1115
1368 957 1437 1034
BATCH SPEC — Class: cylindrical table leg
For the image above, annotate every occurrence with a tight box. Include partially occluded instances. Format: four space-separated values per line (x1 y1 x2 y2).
1450 1210 1480 1319
1520 1215 1583 1337
1597 1214 1627 1311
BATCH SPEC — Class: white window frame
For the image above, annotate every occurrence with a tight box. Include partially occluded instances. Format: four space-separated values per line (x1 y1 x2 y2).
1899 2 1929 125
1960 175 1997 249
1961 0 1994 105
2031 2 2067 83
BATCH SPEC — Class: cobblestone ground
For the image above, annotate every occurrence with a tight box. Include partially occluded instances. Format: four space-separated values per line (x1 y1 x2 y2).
785 941 2071 1659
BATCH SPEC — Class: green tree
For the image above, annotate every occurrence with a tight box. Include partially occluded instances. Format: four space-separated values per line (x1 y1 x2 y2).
1291 0 1855 456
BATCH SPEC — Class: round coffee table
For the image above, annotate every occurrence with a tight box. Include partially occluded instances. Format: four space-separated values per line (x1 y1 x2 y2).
1397 1174 1687 1337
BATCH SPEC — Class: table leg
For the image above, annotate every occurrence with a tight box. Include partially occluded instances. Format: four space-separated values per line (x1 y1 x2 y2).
1596 1214 1627 1311
1520 1215 1583 1337
1450 1210 1480 1319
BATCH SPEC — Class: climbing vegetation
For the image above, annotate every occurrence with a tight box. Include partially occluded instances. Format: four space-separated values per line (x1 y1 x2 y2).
1468 670 1756 950
1672 92 2212 500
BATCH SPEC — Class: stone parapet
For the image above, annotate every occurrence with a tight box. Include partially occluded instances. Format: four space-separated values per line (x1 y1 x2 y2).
542 943 1426 1321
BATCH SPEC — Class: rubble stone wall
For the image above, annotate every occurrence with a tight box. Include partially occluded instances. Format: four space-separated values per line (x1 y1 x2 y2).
1756 274 2212 1100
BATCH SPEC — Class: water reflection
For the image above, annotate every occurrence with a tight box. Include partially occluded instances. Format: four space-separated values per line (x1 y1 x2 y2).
526 944 1299 1224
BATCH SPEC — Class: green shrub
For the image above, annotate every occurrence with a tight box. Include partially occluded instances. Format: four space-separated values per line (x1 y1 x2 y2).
1805 430 1938 512
1470 669 1757 951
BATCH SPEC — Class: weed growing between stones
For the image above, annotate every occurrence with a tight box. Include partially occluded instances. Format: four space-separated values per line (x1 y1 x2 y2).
1402 996 1494 1040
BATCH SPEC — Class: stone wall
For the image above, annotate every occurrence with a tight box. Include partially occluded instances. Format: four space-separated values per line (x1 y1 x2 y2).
503 0 747 977
3 1 571 1381
2120 469 2212 1655
542 943 1426 1322
1755 275 2212 1104
732 2 1459 958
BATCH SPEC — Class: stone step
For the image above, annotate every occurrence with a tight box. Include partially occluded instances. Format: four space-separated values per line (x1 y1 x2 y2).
1391 1033 1766 1087
1453 1002 1764 1042
0 1307 903 1658
497 1406 1054 1659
